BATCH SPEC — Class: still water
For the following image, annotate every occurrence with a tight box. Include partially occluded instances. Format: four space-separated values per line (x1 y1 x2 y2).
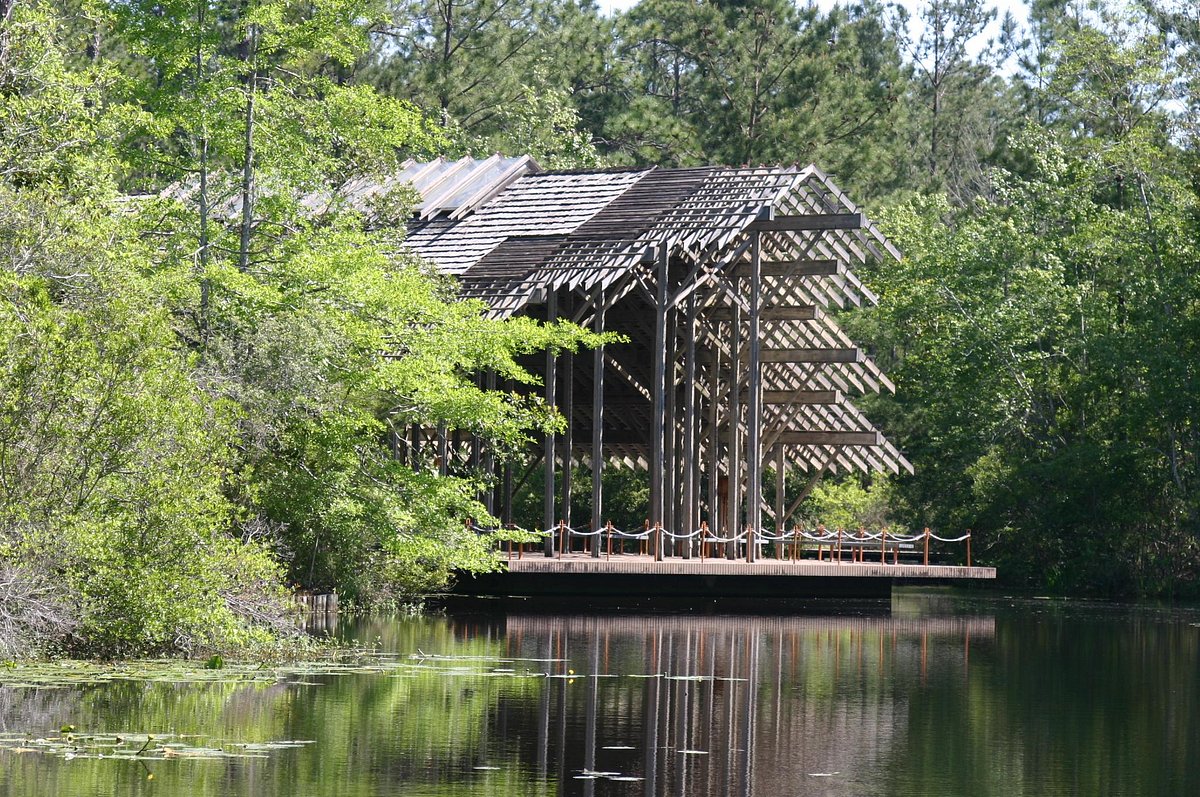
1 590 1198 797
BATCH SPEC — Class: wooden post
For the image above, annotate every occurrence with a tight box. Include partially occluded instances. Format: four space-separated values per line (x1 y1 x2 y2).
746 231 763 563
484 370 496 516
558 520 566 559
501 378 514 529
708 343 722 545
650 243 668 561
881 526 888 564
682 292 698 560
562 347 574 532
437 422 448 477
727 300 742 561
543 292 558 557
966 530 972 567
836 526 843 563
409 423 421 470
591 290 605 558
606 521 612 559
664 305 677 557
924 526 930 566
774 445 785 559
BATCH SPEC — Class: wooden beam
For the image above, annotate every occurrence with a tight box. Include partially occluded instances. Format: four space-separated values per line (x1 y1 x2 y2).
742 389 842 404
749 212 864 232
709 305 821 321
762 348 863 363
776 431 882 446
731 259 840 277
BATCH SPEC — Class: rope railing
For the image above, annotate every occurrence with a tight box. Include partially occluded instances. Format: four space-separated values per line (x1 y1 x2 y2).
491 517 974 567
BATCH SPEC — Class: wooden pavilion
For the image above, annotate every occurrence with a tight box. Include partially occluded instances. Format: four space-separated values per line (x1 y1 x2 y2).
372 156 912 560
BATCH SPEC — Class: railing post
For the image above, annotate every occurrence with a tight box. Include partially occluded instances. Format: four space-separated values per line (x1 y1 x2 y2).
836 526 843 563
966 530 972 567
924 526 930 566
558 520 566 559
606 521 613 559
655 522 663 562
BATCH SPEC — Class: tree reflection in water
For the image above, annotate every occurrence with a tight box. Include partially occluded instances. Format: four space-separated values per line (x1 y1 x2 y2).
2 593 1198 797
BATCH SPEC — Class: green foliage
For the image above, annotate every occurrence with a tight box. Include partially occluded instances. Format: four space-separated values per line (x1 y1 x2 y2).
869 85 1200 593
797 475 902 533
0 0 605 657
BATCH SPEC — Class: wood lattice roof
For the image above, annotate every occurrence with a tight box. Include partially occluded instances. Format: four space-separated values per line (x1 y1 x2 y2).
397 158 911 477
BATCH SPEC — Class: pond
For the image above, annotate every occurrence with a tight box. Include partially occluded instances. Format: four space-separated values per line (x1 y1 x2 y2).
1 590 1197 796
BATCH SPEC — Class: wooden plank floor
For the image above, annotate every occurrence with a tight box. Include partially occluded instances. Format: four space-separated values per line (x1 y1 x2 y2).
503 551 995 581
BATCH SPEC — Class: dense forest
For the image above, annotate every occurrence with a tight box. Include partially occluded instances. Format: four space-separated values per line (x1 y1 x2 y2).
1 0 1198 658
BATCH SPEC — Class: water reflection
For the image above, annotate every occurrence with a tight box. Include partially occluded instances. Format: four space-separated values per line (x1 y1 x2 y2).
1 594 1198 797
482 612 993 797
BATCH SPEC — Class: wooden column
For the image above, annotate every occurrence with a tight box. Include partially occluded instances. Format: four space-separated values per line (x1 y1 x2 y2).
746 231 763 562
650 243 668 561
775 444 786 535
409 423 421 471
727 299 742 560
543 291 557 557
562 347 574 530
682 292 698 559
484 370 496 516
664 307 677 556
708 341 722 541
502 380 514 526
590 289 605 558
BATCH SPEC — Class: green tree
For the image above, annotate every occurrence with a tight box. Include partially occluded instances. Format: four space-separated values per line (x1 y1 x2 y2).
894 0 1019 200
605 0 911 196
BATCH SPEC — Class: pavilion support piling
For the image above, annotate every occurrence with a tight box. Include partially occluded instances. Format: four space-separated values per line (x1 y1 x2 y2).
746 231 763 563
410 423 421 471
664 306 677 556
650 243 668 561
682 292 698 559
708 343 722 547
727 301 742 560
775 444 786 538
543 291 558 557
484 369 496 516
562 346 574 532
590 290 605 558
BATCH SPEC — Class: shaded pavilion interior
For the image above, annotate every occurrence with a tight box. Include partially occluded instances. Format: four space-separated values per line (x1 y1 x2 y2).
372 156 912 559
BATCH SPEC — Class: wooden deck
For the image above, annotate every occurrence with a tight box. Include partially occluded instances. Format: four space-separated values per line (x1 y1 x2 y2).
454 552 995 600
506 552 994 580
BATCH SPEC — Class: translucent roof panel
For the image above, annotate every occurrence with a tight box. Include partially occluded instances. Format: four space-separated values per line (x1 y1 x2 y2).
411 156 539 220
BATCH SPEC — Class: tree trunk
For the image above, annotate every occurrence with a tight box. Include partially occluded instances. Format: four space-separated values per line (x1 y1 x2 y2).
238 25 257 273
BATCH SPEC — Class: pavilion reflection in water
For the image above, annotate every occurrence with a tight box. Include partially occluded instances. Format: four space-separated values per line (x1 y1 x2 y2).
448 612 994 796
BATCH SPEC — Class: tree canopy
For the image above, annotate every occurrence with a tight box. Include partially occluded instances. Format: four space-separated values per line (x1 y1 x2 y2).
3 0 1200 658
